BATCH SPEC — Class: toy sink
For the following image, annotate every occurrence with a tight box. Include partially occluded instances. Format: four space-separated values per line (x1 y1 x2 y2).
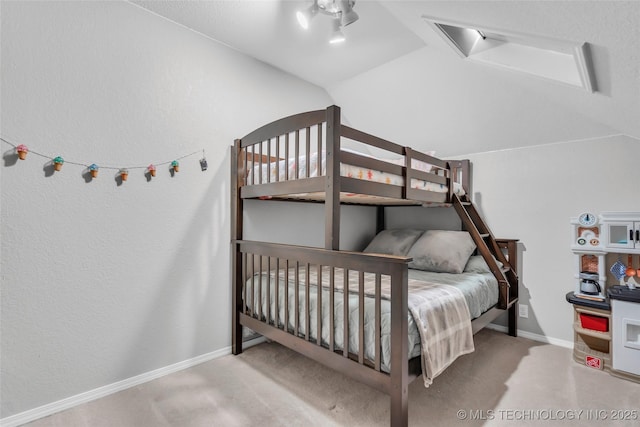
608 285 640 303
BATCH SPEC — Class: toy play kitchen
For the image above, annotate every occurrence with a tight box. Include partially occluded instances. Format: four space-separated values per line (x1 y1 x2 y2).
567 212 640 383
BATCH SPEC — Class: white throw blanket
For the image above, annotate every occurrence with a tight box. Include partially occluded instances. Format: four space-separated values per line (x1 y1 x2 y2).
404 279 474 386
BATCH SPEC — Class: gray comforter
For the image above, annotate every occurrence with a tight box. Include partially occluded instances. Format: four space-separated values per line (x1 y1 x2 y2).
245 267 498 382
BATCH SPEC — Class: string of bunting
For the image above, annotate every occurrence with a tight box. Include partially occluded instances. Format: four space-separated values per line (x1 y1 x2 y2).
1 137 208 181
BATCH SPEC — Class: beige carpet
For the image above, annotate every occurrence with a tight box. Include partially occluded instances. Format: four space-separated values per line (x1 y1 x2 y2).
25 329 639 426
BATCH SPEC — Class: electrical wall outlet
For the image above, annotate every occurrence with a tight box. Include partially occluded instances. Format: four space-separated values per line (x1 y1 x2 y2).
519 304 529 318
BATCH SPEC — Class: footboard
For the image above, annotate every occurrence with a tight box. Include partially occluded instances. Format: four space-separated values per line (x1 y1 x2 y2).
231 240 411 426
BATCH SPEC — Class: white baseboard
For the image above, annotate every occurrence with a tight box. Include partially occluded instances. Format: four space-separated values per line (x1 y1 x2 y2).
0 336 266 427
485 323 573 349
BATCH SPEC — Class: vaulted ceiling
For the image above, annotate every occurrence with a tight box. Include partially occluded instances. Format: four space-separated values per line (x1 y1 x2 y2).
131 0 640 156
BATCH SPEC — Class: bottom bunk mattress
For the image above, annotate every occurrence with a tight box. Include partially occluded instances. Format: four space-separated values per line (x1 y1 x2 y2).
244 266 498 386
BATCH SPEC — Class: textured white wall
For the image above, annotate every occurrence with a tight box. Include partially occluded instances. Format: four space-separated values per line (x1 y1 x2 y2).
460 135 640 341
0 0 331 418
244 200 376 252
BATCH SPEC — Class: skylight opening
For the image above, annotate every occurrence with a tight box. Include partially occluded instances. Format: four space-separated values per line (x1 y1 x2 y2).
423 17 596 92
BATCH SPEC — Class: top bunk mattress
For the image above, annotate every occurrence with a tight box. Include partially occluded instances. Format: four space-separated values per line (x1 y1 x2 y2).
245 149 465 197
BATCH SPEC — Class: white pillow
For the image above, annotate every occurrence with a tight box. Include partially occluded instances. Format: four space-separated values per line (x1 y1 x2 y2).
363 229 424 257
408 230 476 273
464 255 503 274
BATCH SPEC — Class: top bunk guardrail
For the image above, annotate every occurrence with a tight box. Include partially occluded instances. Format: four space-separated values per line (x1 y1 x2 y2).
235 105 469 206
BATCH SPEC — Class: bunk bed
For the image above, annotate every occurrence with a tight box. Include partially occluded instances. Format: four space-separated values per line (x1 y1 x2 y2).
231 105 519 427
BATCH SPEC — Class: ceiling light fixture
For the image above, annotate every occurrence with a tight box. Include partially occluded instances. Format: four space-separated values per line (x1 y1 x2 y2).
296 2 318 30
296 0 359 44
329 18 346 44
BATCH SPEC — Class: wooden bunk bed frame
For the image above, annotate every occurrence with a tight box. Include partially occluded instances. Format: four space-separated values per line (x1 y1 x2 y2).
231 105 519 427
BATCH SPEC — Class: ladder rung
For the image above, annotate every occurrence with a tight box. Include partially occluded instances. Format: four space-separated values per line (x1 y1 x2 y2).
480 233 490 239
501 267 511 274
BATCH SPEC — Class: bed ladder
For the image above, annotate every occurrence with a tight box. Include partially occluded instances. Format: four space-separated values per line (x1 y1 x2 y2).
452 194 519 312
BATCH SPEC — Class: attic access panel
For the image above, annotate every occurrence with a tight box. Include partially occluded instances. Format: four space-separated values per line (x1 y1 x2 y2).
423 16 596 92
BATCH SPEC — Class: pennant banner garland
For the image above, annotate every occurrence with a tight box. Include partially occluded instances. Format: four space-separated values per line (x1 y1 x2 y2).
2 137 208 183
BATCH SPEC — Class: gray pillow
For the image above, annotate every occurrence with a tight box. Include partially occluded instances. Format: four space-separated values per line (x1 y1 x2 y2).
363 229 424 256
464 255 503 274
408 230 476 273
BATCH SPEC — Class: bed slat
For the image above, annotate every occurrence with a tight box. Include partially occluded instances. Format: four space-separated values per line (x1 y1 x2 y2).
274 258 279 327
295 262 300 336
284 259 289 332
275 137 280 182
284 134 289 181
295 130 300 180
305 127 311 178
258 256 263 320
329 266 335 352
259 142 263 185
375 273 382 372
266 257 271 325
251 254 256 316
317 124 323 171
358 271 365 365
343 268 349 358
267 139 271 183
243 252 248 315
317 264 322 346
245 148 250 186
305 262 310 341
249 146 254 186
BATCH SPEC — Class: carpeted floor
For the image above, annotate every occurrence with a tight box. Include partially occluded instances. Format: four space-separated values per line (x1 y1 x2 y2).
24 329 639 426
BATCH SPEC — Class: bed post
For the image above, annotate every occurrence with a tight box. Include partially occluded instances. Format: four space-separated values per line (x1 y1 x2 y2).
231 140 244 355
500 239 519 336
505 238 518 336
459 160 471 199
325 105 341 250
390 264 409 427
445 160 471 202
376 206 385 233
